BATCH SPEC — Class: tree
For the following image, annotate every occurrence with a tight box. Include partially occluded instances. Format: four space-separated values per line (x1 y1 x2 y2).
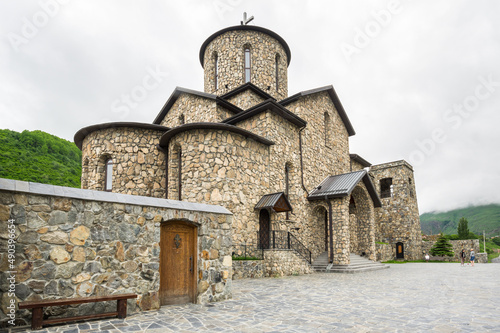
430 234 454 257
457 217 470 239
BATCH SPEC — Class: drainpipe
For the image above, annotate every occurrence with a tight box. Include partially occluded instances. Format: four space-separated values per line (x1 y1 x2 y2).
299 126 309 194
156 144 168 199
326 196 334 263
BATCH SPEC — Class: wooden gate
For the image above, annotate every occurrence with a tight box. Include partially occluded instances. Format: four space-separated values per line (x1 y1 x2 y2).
160 221 197 305
259 209 270 249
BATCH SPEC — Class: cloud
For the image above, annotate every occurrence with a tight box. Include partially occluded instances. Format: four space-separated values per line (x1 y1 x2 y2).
1 0 499 214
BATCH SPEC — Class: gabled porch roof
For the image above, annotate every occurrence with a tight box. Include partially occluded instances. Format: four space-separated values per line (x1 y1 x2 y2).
255 192 292 212
307 170 382 207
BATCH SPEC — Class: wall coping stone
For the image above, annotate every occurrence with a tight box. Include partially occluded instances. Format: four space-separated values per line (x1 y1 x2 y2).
0 178 232 215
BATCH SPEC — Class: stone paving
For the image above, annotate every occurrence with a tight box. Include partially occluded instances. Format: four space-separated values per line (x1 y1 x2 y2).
7 263 500 332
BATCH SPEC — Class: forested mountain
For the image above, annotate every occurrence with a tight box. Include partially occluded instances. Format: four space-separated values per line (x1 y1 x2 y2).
0 129 81 188
420 204 500 237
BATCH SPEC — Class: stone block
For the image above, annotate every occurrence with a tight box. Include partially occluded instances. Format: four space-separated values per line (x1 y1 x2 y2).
50 246 71 264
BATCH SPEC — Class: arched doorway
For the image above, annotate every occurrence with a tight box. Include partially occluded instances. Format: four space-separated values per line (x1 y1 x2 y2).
396 242 405 259
349 186 376 260
160 221 197 305
259 209 270 249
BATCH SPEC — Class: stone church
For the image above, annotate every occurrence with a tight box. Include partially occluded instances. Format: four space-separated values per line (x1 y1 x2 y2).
75 22 422 272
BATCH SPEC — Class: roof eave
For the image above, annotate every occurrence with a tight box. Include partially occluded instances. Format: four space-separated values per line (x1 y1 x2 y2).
153 87 217 125
279 85 356 136
222 99 307 128
74 122 170 150
219 82 277 102
158 122 275 148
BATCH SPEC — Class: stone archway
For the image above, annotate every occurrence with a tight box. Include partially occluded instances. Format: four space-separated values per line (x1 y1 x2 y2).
310 205 329 257
349 185 376 260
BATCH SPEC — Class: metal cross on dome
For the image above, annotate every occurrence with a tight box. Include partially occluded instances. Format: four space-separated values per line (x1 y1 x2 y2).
241 12 254 25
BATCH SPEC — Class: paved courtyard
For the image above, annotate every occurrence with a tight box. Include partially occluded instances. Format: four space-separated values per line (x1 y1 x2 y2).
8 263 500 332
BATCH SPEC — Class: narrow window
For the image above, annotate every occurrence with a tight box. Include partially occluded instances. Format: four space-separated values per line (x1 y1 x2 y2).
177 148 182 201
214 53 219 90
285 164 290 220
244 47 251 83
285 164 290 198
324 112 331 147
105 158 113 191
409 177 414 197
380 178 393 198
275 54 280 92
179 114 185 125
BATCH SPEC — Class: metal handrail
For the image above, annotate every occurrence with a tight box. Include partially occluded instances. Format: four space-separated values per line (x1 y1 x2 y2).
257 230 312 264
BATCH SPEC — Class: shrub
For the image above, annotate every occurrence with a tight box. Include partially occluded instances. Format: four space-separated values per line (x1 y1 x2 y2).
430 234 454 257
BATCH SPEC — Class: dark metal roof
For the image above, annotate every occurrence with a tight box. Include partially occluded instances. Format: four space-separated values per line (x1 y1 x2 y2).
350 154 371 167
307 170 381 207
222 99 307 128
254 192 292 212
220 82 277 102
158 122 274 148
199 25 291 67
74 122 170 150
152 87 242 124
279 85 356 136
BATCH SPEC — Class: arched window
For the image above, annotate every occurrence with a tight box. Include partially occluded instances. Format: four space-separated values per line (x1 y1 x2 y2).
105 158 113 191
244 46 251 83
275 54 280 92
324 112 331 147
214 53 219 90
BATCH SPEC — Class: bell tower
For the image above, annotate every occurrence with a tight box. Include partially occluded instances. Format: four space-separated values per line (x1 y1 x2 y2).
199 21 291 100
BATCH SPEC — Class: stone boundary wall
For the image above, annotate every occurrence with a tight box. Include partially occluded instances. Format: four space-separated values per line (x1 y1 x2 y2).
263 250 313 277
422 239 487 263
232 260 264 280
0 178 233 328
376 243 393 262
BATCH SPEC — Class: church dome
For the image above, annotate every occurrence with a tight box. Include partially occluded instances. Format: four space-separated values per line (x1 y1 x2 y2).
200 25 291 100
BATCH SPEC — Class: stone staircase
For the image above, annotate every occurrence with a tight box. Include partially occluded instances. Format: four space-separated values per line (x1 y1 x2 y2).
312 252 389 273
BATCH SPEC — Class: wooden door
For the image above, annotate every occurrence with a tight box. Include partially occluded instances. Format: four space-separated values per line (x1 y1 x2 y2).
160 221 197 305
396 242 404 259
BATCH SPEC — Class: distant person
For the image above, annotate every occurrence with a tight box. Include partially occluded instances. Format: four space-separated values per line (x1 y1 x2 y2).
460 249 466 266
425 253 430 262
470 248 475 267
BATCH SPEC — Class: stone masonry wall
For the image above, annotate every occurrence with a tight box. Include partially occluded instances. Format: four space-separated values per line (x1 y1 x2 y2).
203 30 288 100
0 179 233 328
375 243 393 262
232 260 264 280
285 92 351 190
158 93 234 127
81 127 166 198
263 250 312 277
225 89 267 111
370 160 422 261
422 239 486 263
167 129 270 246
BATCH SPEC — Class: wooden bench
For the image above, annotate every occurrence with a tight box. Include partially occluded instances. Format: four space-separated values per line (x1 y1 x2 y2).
18 293 137 330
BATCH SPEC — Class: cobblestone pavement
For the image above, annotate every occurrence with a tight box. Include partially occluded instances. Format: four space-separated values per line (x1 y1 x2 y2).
8 263 500 332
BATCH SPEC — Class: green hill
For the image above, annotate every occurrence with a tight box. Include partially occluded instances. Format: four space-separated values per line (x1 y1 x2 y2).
420 204 500 237
0 129 81 188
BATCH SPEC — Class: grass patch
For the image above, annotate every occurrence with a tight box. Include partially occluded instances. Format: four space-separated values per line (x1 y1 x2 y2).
232 256 262 261
376 241 388 245
382 259 458 264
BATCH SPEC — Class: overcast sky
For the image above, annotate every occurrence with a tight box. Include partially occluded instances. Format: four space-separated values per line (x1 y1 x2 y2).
1 0 499 214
